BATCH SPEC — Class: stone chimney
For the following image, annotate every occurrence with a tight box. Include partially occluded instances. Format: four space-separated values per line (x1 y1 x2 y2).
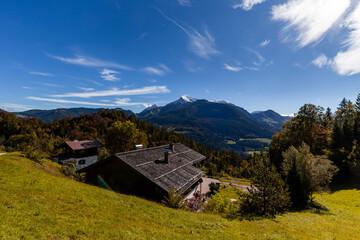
164 149 170 164
169 143 175 152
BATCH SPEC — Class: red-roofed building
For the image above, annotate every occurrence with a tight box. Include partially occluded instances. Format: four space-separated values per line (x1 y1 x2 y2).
62 140 103 170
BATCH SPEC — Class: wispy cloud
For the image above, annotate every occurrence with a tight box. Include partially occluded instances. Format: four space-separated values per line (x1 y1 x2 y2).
259 39 270 47
114 98 151 107
271 0 351 47
77 87 95 92
22 86 35 90
312 54 330 68
224 63 243 72
142 64 171 76
0 103 33 111
30 71 53 76
138 32 149 40
156 8 219 59
183 59 202 72
27 96 118 107
177 0 191 7
46 53 133 70
50 86 171 98
224 47 267 72
26 97 152 108
233 0 266 11
100 69 121 81
37 82 64 88
331 2 360 76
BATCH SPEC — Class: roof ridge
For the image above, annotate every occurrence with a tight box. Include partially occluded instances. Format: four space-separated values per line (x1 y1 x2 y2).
115 143 181 155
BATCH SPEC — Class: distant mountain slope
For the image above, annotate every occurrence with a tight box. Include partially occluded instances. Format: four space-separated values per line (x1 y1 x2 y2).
15 108 134 122
252 110 291 131
138 98 278 152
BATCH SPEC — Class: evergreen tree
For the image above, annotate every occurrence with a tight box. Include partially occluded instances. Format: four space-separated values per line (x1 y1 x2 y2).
241 152 290 217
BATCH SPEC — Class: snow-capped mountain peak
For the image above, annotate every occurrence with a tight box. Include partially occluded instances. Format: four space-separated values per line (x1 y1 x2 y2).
180 95 197 103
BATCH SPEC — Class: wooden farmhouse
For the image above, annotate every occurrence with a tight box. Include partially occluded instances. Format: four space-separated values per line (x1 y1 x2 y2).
77 143 206 201
61 140 103 170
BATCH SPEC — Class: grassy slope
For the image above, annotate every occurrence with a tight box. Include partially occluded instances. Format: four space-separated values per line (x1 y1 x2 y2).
1 153 360 240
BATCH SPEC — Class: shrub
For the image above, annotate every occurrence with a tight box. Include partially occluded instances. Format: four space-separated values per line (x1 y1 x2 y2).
282 143 339 207
205 187 240 214
162 186 185 209
24 148 46 163
209 182 220 195
240 152 291 218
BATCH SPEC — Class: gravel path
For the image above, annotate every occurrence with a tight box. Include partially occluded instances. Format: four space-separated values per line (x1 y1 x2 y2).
221 182 250 192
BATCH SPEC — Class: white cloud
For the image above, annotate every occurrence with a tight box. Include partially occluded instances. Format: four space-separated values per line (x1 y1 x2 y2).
27 97 151 108
224 63 243 72
50 86 171 98
114 98 150 107
331 2 360 76
30 71 53 76
38 82 64 88
156 8 219 59
0 103 32 111
22 86 35 90
178 0 191 7
100 69 120 81
312 54 330 68
224 47 268 72
78 87 95 92
271 0 351 47
142 64 171 76
233 0 266 11
46 53 133 70
259 39 270 47
27 97 117 107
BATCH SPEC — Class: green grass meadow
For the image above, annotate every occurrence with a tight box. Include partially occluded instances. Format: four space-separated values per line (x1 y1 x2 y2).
1 153 360 239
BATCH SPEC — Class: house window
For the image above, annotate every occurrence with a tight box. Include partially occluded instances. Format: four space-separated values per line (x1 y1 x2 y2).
78 159 86 165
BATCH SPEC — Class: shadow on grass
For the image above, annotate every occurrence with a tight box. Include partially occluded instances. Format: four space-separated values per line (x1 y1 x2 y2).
330 176 360 192
222 200 332 222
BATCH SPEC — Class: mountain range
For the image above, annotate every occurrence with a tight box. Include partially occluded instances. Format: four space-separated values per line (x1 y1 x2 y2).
137 95 290 152
10 95 290 153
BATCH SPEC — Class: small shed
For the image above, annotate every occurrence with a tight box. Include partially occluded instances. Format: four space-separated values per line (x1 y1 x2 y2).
77 143 206 201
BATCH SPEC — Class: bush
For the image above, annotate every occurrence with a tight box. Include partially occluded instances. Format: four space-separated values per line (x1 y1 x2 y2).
240 152 291 218
205 187 240 214
209 182 220 195
24 148 46 163
282 143 339 207
162 186 186 209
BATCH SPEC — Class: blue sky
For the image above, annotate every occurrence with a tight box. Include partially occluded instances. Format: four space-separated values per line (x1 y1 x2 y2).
1 0 360 115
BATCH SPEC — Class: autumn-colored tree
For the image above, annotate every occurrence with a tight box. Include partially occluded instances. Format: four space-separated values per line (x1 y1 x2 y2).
270 104 331 169
282 143 338 207
105 120 148 154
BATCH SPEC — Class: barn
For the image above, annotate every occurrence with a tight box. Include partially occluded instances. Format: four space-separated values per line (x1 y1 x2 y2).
77 143 206 201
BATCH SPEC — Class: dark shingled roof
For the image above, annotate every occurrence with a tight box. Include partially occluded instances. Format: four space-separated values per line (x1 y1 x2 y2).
78 143 206 193
65 140 103 150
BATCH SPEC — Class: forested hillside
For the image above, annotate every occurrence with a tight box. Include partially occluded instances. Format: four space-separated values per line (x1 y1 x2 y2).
0 109 247 177
138 97 289 152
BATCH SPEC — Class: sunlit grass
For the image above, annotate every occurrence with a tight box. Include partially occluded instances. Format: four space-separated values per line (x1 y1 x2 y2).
1 153 360 239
